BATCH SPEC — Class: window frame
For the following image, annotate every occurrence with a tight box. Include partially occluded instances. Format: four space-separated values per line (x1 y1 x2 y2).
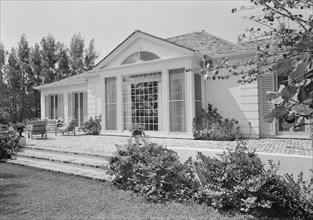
121 51 160 65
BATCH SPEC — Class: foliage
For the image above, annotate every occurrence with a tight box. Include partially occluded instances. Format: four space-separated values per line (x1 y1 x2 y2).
108 138 313 218
193 103 241 141
0 131 19 160
81 117 101 135
191 142 313 218
108 137 196 202
0 33 98 124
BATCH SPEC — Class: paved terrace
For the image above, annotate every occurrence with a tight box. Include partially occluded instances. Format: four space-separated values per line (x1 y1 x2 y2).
25 132 312 157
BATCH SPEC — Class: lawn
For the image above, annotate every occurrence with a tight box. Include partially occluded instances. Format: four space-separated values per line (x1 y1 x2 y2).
0 163 248 220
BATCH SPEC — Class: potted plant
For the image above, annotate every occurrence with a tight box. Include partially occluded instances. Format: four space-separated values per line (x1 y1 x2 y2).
14 122 26 148
129 124 145 138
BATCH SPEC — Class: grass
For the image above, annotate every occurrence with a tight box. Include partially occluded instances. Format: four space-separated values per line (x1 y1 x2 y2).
0 163 249 220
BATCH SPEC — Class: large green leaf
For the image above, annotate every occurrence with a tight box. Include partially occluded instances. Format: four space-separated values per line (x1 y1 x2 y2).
264 105 289 123
291 104 313 116
289 62 307 83
275 59 294 77
281 85 297 101
265 91 281 101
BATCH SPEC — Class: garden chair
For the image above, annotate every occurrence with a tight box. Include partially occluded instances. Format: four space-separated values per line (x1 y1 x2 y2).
46 119 57 135
55 119 79 136
29 120 47 140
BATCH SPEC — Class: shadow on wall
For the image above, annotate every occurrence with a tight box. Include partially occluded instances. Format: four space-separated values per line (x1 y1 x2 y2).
205 75 258 138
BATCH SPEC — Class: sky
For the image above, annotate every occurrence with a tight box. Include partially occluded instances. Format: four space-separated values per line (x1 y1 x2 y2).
0 0 260 62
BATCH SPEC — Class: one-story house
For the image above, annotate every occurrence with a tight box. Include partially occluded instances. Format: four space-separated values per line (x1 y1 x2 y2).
34 30 311 139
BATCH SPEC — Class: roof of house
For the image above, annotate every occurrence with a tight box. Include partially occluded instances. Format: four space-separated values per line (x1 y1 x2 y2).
166 30 245 56
34 71 90 90
35 30 259 90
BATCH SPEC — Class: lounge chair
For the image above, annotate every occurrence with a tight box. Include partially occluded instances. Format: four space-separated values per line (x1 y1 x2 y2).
55 119 79 136
29 120 47 139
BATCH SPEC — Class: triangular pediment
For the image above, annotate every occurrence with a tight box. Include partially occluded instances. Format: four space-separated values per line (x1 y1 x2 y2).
94 30 195 70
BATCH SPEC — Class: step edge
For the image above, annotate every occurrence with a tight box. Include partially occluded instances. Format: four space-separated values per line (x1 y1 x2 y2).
20 146 112 160
16 154 109 169
7 159 113 182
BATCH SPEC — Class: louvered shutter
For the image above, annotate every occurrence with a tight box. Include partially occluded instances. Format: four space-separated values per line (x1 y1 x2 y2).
44 95 50 119
83 91 88 122
259 73 276 137
68 93 72 121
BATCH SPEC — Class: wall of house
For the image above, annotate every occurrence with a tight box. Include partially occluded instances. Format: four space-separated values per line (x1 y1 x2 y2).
86 75 101 120
40 82 87 123
204 55 260 139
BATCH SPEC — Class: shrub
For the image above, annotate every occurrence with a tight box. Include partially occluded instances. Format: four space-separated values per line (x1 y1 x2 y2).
193 103 241 141
81 117 101 135
107 137 195 202
0 131 19 160
108 138 313 219
191 142 313 219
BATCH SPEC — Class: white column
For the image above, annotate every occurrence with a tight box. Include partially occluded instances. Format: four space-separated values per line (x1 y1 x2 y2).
185 70 195 133
100 76 106 132
63 92 68 122
116 74 123 131
40 91 45 120
162 69 169 133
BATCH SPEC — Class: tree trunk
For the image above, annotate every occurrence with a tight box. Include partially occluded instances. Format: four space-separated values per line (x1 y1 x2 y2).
311 118 313 148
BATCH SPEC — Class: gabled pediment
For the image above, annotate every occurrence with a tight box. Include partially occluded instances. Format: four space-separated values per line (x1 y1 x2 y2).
94 30 195 70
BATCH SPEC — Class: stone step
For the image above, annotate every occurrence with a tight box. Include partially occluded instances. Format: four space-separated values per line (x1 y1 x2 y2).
7 157 112 182
20 145 112 159
17 147 109 169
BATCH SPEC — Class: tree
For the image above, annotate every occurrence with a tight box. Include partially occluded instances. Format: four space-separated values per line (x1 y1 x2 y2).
84 39 98 71
0 42 10 124
40 34 59 84
29 43 44 118
69 33 85 76
5 48 21 122
192 0 313 139
17 34 32 121
56 42 70 80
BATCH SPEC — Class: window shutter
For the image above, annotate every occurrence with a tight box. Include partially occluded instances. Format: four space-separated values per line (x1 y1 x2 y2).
259 73 276 137
83 91 88 122
58 94 64 120
68 93 72 121
44 95 50 119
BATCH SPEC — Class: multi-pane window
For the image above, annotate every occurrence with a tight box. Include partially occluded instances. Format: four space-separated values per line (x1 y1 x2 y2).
169 68 186 132
123 72 162 131
194 74 202 118
105 77 117 130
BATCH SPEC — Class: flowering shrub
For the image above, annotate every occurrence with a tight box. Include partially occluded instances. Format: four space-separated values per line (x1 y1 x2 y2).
193 103 241 141
81 117 101 135
108 137 195 202
0 131 19 160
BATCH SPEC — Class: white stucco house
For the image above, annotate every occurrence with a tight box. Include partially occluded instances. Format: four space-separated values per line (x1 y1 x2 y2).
34 30 311 139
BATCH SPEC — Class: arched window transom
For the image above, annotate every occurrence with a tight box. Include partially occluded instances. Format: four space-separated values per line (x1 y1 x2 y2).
121 51 160 65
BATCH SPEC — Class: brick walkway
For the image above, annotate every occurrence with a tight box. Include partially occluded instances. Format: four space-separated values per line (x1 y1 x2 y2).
25 132 312 157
